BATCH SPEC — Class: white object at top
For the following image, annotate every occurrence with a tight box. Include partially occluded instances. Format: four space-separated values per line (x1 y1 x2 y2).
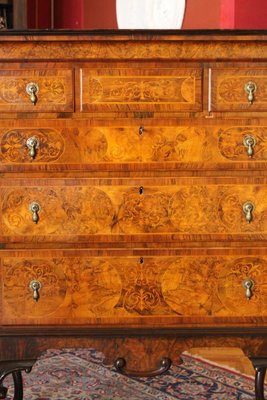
116 0 186 29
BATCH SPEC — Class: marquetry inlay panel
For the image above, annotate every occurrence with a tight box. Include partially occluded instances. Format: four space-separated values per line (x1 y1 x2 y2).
0 68 73 112
211 68 267 111
81 67 202 112
218 126 267 160
2 255 267 324
1 183 267 237
1 40 267 61
1 186 115 236
0 129 65 163
2 125 267 167
3 258 67 318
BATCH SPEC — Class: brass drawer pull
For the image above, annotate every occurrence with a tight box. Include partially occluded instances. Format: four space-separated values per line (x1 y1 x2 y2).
29 280 42 301
244 81 257 104
26 136 39 159
26 82 39 105
243 201 254 223
243 135 256 158
29 202 41 224
242 279 254 300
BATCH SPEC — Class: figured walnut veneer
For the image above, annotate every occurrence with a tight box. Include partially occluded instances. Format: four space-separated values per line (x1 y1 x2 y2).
0 30 267 400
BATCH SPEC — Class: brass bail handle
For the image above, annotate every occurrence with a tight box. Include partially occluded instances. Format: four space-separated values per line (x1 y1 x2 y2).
26 82 39 105
242 279 254 300
26 137 39 159
29 280 42 301
243 201 254 223
244 81 257 104
243 135 256 158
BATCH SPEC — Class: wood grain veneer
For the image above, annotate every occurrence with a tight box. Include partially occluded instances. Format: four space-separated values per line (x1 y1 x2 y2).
0 30 267 399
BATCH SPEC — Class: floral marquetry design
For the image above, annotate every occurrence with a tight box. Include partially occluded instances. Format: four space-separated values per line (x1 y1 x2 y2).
3 184 267 237
87 77 195 104
162 258 216 316
117 189 170 234
2 41 267 61
82 128 141 163
216 257 267 315
161 256 267 316
3 258 67 317
0 69 73 112
69 258 122 317
82 68 202 112
114 258 173 315
218 78 248 103
0 129 65 163
1 187 115 236
217 186 267 232
169 186 218 232
218 127 267 160
0 78 66 104
212 69 267 111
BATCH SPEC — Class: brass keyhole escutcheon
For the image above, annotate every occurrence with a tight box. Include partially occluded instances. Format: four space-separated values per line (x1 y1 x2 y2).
26 82 39 105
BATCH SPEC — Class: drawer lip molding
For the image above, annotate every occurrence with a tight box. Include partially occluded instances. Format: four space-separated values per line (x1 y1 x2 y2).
1 325 267 336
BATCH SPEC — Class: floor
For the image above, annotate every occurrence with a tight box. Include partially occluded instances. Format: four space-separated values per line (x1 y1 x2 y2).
190 347 256 376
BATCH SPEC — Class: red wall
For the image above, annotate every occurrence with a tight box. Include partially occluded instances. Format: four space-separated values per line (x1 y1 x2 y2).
220 0 235 29
84 0 117 29
27 0 267 30
27 0 52 29
54 0 84 29
235 0 267 29
183 0 221 29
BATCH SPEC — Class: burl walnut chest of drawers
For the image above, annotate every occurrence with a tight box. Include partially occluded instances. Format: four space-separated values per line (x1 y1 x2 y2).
0 30 267 399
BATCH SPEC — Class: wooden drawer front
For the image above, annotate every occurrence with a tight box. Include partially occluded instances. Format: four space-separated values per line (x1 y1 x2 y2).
2 255 267 324
80 66 202 112
0 69 73 112
211 68 267 112
2 125 267 170
1 182 267 239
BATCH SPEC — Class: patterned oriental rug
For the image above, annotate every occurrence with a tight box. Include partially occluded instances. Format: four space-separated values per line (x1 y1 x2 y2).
4 348 266 400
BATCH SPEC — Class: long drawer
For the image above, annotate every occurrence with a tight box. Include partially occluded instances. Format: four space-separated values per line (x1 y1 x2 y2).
0 123 267 171
1 250 267 325
1 178 267 241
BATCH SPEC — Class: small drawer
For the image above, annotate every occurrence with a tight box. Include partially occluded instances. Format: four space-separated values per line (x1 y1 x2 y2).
80 65 202 113
211 67 267 112
0 68 73 112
